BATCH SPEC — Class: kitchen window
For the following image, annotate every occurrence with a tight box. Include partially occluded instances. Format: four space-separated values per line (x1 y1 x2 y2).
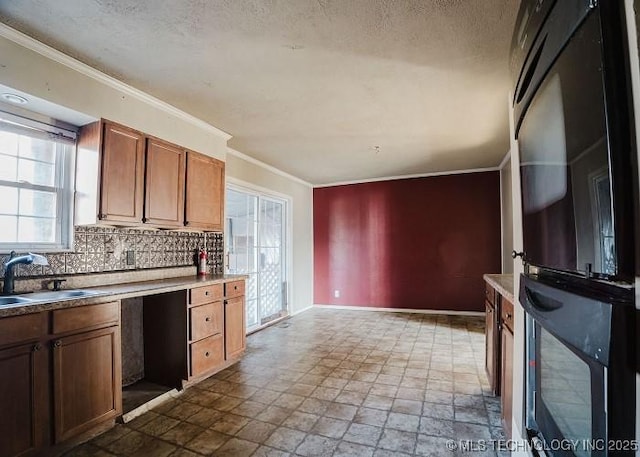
0 110 76 252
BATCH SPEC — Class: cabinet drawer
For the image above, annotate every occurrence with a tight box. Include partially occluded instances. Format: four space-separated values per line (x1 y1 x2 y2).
190 284 223 306
0 312 47 347
501 298 514 333
485 282 496 305
52 302 119 334
190 302 223 342
225 280 245 298
190 334 224 377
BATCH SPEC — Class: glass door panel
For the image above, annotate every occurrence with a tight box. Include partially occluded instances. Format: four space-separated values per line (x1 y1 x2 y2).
226 187 287 331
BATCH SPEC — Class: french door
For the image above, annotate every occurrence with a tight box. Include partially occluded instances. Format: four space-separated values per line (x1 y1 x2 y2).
225 186 287 331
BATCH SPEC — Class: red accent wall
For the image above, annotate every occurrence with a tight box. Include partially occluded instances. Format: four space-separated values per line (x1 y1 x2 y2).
313 172 501 311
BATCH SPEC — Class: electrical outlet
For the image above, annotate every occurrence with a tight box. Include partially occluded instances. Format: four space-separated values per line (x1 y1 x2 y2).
334 290 340 298
126 250 135 266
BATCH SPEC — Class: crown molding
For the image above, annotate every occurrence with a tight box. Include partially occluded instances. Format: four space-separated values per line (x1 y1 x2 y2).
227 147 313 187
313 166 501 188
0 23 232 141
499 150 512 169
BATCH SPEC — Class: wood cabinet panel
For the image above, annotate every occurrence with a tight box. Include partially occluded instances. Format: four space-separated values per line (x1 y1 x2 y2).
190 334 224 377
144 138 185 227
190 284 223 306
485 300 500 395
190 302 223 342
0 312 47 348
485 283 496 306
52 302 119 335
52 326 122 443
224 296 245 360
99 121 145 223
225 280 245 299
185 151 225 231
501 325 514 439
501 298 514 333
0 342 49 457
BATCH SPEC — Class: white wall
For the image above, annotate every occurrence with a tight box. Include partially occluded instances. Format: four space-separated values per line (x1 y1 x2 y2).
225 151 314 315
0 26 316 316
0 29 228 159
500 157 514 273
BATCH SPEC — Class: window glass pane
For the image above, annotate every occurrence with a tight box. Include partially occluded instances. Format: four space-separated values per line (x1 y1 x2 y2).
0 215 18 242
0 154 17 182
0 131 18 156
0 186 18 214
19 189 57 218
18 136 56 163
18 158 56 187
18 217 56 243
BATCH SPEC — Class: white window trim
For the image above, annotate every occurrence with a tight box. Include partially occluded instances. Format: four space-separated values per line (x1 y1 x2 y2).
0 109 77 253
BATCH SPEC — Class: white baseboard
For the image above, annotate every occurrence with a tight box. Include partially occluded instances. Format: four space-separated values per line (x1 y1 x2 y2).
290 305 314 316
313 304 484 317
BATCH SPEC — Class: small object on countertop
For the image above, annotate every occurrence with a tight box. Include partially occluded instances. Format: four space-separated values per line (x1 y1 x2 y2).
198 249 208 276
49 278 67 291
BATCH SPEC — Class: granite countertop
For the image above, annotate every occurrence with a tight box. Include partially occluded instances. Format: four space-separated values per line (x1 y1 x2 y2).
483 273 515 303
0 273 247 318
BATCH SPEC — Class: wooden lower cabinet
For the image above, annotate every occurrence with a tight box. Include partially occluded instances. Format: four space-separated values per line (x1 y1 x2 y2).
501 324 514 439
0 342 49 457
190 334 224 377
225 296 246 360
52 325 122 443
484 299 499 395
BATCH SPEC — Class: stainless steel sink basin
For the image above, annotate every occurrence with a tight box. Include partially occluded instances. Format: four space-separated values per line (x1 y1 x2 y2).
29 289 102 301
0 296 33 306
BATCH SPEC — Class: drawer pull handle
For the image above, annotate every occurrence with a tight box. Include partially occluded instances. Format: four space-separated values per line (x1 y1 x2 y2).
205 316 211 322
205 351 210 357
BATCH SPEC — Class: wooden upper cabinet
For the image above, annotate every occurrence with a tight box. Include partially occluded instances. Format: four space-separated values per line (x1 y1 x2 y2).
144 138 186 227
185 151 225 231
99 121 145 224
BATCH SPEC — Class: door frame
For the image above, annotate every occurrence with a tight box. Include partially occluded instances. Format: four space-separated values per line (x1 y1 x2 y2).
225 177 293 326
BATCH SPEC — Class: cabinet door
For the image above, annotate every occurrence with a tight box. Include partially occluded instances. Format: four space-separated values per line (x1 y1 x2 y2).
144 138 185 227
52 326 122 443
185 151 225 231
485 300 499 395
501 327 514 439
99 121 145 223
224 296 246 360
0 343 49 457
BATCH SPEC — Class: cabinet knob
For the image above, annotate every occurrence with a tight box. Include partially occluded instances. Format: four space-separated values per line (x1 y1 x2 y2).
142 217 148 223
205 316 211 322
98 213 105 220
205 291 209 296
53 340 62 348
234 286 238 290
205 351 210 357
33 343 42 352
506 313 512 320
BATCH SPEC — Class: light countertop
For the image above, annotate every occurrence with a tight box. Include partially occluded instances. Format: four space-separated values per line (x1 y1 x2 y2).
0 274 247 318
483 273 515 303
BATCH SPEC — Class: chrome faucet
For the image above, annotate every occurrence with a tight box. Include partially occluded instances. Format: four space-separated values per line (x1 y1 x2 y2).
2 251 48 295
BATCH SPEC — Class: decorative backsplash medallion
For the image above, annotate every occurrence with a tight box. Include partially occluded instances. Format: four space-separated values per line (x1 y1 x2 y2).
1 226 224 278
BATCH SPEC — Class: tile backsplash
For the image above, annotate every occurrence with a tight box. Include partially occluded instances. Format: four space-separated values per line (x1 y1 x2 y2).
1 226 224 278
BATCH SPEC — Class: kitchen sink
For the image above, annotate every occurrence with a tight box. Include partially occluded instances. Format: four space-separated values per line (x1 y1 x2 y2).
29 289 102 301
0 296 33 306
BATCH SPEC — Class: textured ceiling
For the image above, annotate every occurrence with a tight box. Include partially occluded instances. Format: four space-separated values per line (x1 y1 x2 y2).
0 0 518 185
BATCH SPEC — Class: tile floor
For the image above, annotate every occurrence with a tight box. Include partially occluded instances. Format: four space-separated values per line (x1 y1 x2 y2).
66 308 505 457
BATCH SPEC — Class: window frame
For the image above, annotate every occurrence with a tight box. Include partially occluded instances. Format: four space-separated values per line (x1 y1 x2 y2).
0 109 77 253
